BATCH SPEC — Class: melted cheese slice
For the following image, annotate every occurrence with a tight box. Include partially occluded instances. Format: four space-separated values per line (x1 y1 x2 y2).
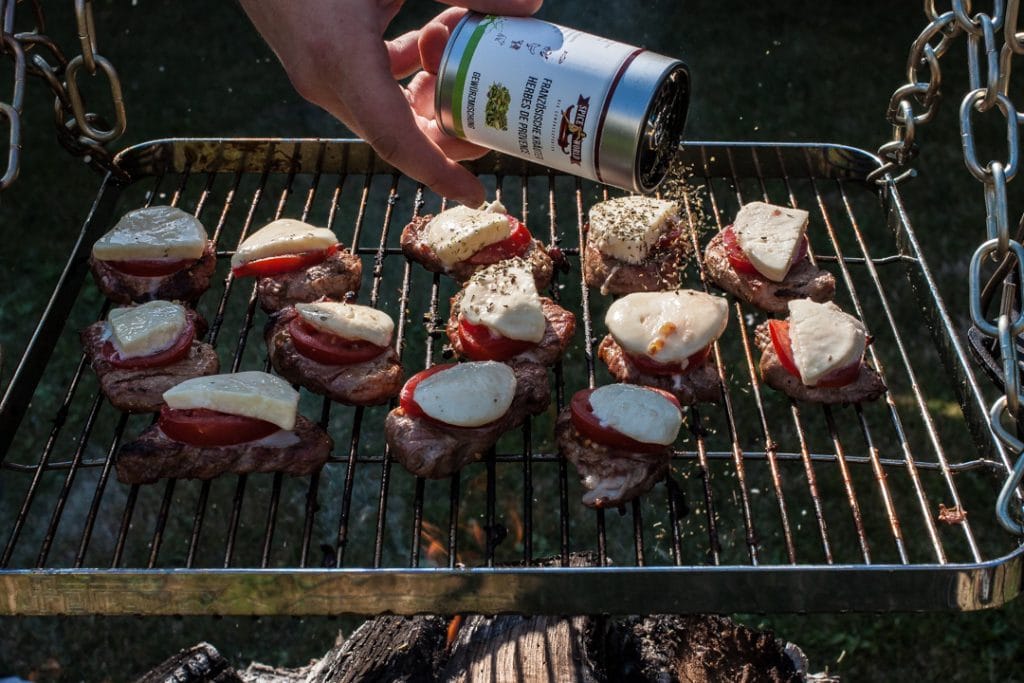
605 290 728 367
413 362 516 428
589 384 682 446
788 300 866 386
461 258 545 343
92 206 207 261
295 301 394 347
231 219 338 269
423 201 511 268
108 300 189 359
588 196 678 265
733 201 808 282
163 371 299 430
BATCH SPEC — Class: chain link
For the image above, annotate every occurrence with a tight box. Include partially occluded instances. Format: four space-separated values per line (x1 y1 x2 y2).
0 0 128 196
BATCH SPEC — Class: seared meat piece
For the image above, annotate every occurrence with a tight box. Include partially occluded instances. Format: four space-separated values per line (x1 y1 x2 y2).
446 291 576 366
265 307 403 406
555 408 670 509
400 214 554 290
703 232 835 314
597 335 719 405
753 321 886 404
582 243 687 295
89 241 217 304
80 310 218 413
255 250 363 313
116 415 332 485
384 363 550 479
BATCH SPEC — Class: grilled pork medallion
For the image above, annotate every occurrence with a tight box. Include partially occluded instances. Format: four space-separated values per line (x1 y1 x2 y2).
401 200 554 289
89 206 217 303
557 384 683 508
582 196 689 295
81 301 219 413
266 301 403 406
598 289 726 405
755 300 885 404
703 201 835 313
385 362 550 479
446 258 575 366
116 371 333 484
231 218 362 312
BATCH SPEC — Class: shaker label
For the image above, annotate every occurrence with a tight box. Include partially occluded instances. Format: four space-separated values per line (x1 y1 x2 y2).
450 15 640 180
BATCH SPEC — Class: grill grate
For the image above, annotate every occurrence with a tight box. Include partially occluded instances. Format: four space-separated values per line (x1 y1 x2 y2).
0 139 1021 615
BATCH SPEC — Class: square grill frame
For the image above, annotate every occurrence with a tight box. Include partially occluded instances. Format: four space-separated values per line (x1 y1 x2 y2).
0 138 1022 615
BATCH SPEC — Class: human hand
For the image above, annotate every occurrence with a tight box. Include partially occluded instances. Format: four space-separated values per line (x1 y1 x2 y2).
239 0 543 206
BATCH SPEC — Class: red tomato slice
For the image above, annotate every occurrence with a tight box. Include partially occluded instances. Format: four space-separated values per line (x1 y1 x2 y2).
105 257 195 277
768 319 859 388
158 406 281 446
398 364 457 423
627 344 713 376
722 226 808 278
100 320 195 369
457 318 536 361
232 243 339 278
569 388 680 454
465 216 532 265
288 317 387 365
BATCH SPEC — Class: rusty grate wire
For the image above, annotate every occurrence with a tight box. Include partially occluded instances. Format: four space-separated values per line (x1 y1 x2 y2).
0 139 1021 616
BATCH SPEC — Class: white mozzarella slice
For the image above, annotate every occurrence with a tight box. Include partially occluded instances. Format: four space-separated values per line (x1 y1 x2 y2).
605 290 727 367
588 384 682 446
733 201 808 282
413 362 516 428
787 299 866 386
163 371 299 430
461 258 545 343
231 219 338 269
423 204 512 268
587 196 678 265
295 302 394 348
108 301 189 359
92 206 207 261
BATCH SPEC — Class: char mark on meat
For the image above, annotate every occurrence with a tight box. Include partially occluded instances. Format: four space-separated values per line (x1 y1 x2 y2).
89 241 217 304
385 363 550 479
256 250 363 312
598 335 719 405
555 409 670 508
116 415 333 485
265 307 403 406
703 232 835 314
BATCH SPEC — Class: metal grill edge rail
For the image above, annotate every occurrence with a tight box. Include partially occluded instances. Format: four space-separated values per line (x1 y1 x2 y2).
0 138 1021 616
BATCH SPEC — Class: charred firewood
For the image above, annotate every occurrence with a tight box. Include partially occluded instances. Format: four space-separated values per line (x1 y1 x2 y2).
133 642 242 683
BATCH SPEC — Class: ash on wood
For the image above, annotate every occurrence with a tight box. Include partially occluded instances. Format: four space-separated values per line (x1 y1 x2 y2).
133 642 242 683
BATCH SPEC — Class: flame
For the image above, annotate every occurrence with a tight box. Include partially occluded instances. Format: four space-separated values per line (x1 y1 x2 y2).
506 506 524 546
420 519 449 566
466 518 486 553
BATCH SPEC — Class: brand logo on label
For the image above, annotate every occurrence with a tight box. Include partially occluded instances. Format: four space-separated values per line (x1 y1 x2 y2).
557 95 590 166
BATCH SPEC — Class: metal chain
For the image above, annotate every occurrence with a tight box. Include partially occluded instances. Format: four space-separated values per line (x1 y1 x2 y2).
0 0 127 193
880 1 1024 533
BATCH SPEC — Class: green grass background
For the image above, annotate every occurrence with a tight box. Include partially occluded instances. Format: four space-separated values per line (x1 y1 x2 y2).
0 0 1022 680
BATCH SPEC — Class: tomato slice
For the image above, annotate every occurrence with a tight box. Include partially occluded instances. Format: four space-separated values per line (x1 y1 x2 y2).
232 243 339 278
722 226 808 278
465 216 532 265
288 317 387 365
105 258 195 277
627 344 713 376
100 320 195 369
158 406 281 446
768 319 860 388
569 388 680 454
457 318 536 361
398 364 464 426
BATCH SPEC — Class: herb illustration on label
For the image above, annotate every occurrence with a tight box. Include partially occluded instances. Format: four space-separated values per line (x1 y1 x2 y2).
485 83 511 131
